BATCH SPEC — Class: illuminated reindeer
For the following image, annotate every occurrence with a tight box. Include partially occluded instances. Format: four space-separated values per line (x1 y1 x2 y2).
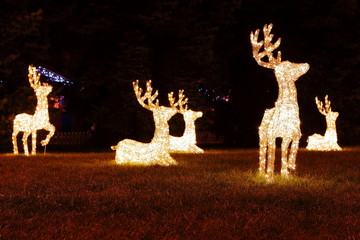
250 24 310 178
111 80 178 165
306 95 341 151
12 65 56 155
168 90 204 153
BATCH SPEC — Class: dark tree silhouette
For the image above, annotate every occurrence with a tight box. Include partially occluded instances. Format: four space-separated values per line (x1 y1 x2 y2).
0 0 359 148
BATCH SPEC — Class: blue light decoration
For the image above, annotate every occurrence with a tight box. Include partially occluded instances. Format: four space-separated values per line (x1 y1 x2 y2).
198 87 231 102
36 66 73 85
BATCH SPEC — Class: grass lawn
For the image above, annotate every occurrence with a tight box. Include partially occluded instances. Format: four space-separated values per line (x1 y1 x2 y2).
0 148 359 239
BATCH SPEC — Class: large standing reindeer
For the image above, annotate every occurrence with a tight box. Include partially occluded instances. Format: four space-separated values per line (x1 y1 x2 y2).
12 65 56 155
168 90 204 153
111 80 178 165
306 95 341 151
250 24 310 178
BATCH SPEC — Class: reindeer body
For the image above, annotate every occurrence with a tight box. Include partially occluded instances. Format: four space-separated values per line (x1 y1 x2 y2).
169 110 204 153
111 81 178 166
259 61 309 177
167 90 203 153
112 106 177 165
251 24 309 179
12 66 55 155
306 96 341 151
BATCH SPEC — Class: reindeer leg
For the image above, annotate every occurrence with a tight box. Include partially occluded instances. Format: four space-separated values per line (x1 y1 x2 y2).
288 136 300 171
164 153 177 166
194 145 204 153
266 138 276 179
258 119 269 175
281 137 291 177
41 124 55 146
258 133 267 175
31 131 37 155
12 130 19 154
259 108 274 176
22 132 30 156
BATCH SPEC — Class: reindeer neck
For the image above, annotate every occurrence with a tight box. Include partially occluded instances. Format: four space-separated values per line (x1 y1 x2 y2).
151 116 170 145
275 78 298 106
183 119 196 137
324 116 338 141
325 115 337 130
34 95 50 119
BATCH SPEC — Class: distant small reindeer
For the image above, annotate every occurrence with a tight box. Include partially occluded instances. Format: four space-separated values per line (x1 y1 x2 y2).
168 90 204 153
12 65 56 155
306 95 342 151
250 24 310 179
111 80 178 165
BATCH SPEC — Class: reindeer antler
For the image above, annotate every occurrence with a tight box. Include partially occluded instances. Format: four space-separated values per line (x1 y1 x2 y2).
250 23 282 69
28 65 41 89
168 90 188 113
315 95 332 115
133 80 159 110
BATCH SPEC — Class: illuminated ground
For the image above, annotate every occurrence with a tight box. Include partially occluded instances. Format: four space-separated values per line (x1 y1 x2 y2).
0 148 359 239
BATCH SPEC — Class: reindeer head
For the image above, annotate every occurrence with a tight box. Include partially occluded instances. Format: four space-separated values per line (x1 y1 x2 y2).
275 61 309 82
133 80 177 121
168 90 203 122
250 24 309 82
28 65 53 97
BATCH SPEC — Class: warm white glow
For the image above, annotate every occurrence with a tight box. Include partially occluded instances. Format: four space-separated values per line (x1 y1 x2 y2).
168 90 204 153
251 23 310 179
12 65 56 155
306 95 342 151
111 80 178 166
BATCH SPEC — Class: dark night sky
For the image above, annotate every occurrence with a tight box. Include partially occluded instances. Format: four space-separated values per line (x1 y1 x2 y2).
0 0 359 148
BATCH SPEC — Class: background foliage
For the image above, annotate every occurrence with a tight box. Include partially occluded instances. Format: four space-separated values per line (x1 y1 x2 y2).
0 0 359 148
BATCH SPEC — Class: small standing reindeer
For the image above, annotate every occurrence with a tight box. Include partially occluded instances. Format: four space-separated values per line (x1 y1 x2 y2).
12 65 56 155
111 80 178 165
250 24 310 179
306 95 342 151
168 90 204 153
